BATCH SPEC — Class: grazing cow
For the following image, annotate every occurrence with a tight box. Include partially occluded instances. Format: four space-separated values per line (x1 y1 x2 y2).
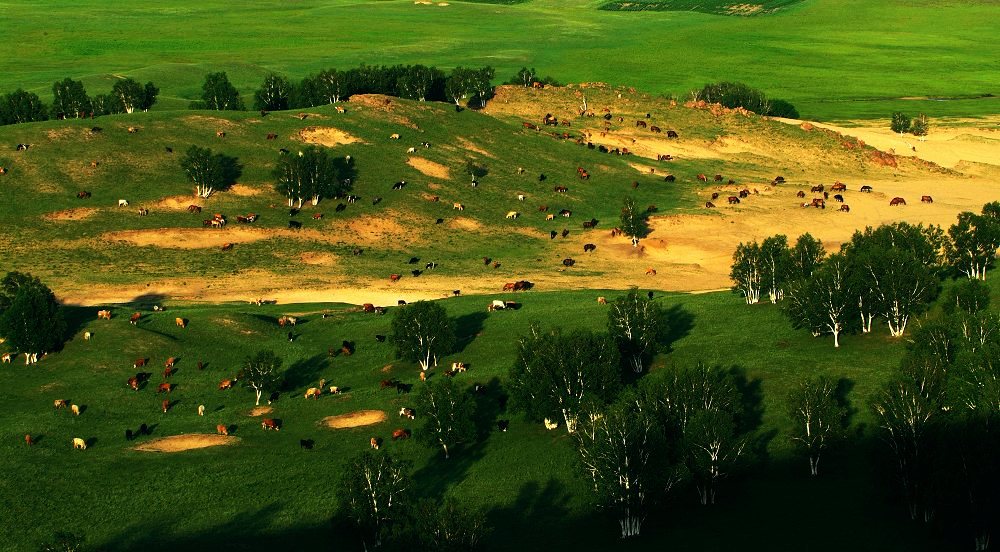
811 198 826 209
739 189 750 198
129 312 141 325
796 190 806 198
518 194 526 201
860 185 873 193
407 147 416 154
375 334 387 343
198 404 205 416
304 387 322 400
506 211 519 219
562 229 570 238
811 184 824 193
300 439 315 450
91 161 99 168
583 218 599 228
370 437 380 449
773 176 786 184
71 404 80 416
329 386 342 395
392 181 406 190
127 376 139 390
380 379 399 390
584 243 597 252
84 331 92 341
136 207 149 216
834 194 844 202
544 418 558 430
563 258 576 267
219 379 235 390
216 131 226 138
728 196 740 205
666 130 680 138
831 183 847 192
890 197 906 206
597 296 608 305
1 353 12 363
411 269 422 277
389 274 401 282
554 186 568 193
157 383 172 394
399 408 415 420
714 174 724 182
173 317 187 329
312 213 323 220
16 143 30 150
645 268 657 276
497 420 510 432
217 424 229 436
711 192 720 200
636 120 647 128
558 209 572 218
77 191 91 199
390 133 401 140
336 106 346 114
335 203 346 212
650 126 662 133
546 214 555 221
162 399 170 413
453 202 464 211
288 220 302 230
221 243 234 251
921 195 933 203
25 434 34 446
127 127 138 134
187 205 202 213
73 438 87 450
697 174 708 182
392 429 411 440
197 361 204 370
452 362 467 372
134 358 147 369
118 199 129 207
705 201 716 208
261 418 280 431
54 399 70 409
840 205 851 212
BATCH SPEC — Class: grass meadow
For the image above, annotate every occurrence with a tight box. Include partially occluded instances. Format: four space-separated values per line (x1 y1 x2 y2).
0 0 996 121
2 283 979 551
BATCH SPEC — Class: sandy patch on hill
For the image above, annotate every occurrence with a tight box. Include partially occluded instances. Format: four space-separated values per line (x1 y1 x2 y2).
43 208 99 221
301 252 337 266
104 228 272 249
407 157 450 179
297 127 364 147
154 196 200 210
449 217 483 231
457 137 493 158
321 410 387 429
775 117 1000 170
249 406 273 417
229 184 263 197
134 434 238 452
183 115 239 129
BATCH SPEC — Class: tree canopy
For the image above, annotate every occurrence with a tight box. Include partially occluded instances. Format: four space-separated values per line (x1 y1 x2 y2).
391 301 456 371
0 272 66 359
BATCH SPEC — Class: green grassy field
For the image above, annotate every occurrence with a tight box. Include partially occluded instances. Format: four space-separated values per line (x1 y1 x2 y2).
1 283 975 551
0 0 997 121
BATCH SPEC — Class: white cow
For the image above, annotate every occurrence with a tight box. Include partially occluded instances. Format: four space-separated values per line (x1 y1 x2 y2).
118 199 129 207
506 211 519 219
491 300 506 310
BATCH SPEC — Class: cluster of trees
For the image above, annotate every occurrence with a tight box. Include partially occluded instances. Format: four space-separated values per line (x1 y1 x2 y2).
732 203 1000 346
189 65 499 113
619 196 650 246
179 146 243 199
873 279 1000 548
0 272 66 363
0 77 158 126
890 111 930 136
694 81 799 119
504 67 561 88
272 147 352 208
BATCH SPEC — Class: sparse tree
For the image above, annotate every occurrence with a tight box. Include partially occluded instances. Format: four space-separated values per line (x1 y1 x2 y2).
790 233 825 281
787 377 846 475
943 279 991 316
947 211 1000 280
397 65 441 102
239 350 283 406
891 112 911 134
110 78 152 114
180 145 242 199
0 272 66 363
391 301 456 371
272 146 346 207
51 78 90 119
868 249 938 337
37 531 86 552
254 74 292 112
414 378 475 459
469 66 495 107
313 68 350 104
607 288 664 374
760 234 792 303
509 67 537 87
410 498 489 551
730 240 763 305
139 82 159 111
196 72 244 111
784 253 857 347
910 113 929 136
620 196 648 247
339 450 411 551
508 325 620 433
445 67 471 107
684 408 746 506
576 394 661 538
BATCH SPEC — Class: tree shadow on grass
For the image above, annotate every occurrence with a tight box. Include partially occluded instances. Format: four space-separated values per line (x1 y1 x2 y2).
660 303 695 353
453 311 487 354
411 439 489 501
470 377 506 439
484 478 576 550
282 354 328 392
728 365 773 462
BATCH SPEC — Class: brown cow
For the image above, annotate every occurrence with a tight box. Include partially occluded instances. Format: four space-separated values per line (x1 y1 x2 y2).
362 303 376 313
697 174 708 182
796 190 806 198
304 387 322 399
392 428 411 440
831 182 847 192
811 198 826 208
128 376 139 390
261 418 280 431
219 379 235 390
162 399 170 413
163 366 173 379
134 358 147 369
165 357 176 369
811 184 824 193
25 434 34 446
921 195 933 203
130 312 141 325
54 399 69 409
860 185 873 193
728 196 740 205
370 437 380 449
216 131 226 138
711 192 719 200
839 205 851 212
216 424 229 436
890 197 906 206
157 383 172 394
266 133 278 140
645 268 657 276
389 274 401 282
636 120 647 128
705 201 715 208
187 205 202 213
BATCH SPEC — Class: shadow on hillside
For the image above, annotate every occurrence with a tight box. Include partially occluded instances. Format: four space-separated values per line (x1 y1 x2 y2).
412 438 489 501
485 478 577 550
282 354 328 392
661 303 695 353
453 311 488 354
62 305 94 344
471 377 507 439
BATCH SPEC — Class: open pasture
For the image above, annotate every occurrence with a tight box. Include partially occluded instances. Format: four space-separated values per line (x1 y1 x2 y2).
0 0 997 120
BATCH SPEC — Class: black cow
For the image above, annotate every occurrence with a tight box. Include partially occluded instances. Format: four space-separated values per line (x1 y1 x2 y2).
335 203 346 212
584 243 596 252
300 439 314 450
393 181 406 190
408 257 419 264
550 230 557 239
563 258 576 267
288 220 302 229
375 334 387 342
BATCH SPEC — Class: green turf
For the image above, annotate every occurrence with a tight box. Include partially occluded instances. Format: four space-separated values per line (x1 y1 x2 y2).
0 0 997 121
0 285 968 551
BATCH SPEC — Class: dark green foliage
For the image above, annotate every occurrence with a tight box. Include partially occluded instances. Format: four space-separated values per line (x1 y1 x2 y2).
787 377 846 475
783 253 857 347
446 67 473 107
910 113 929 136
943 279 991 315
272 145 346 208
410 498 489 551
759 234 792 303
396 65 444 102
508 325 620 431
0 89 47 125
338 450 411 550
414 378 476 458
37 531 86 552
297 68 349 106
607 288 665 374
0 272 66 356
194 72 244 111
697 81 770 114
51 78 90 119
253 74 292 111
731 240 763 304
239 350 283 406
890 111 911 134
180 145 242 198
391 301 456 371
110 78 155 114
790 233 825 281
946 211 1000 280
767 98 799 118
